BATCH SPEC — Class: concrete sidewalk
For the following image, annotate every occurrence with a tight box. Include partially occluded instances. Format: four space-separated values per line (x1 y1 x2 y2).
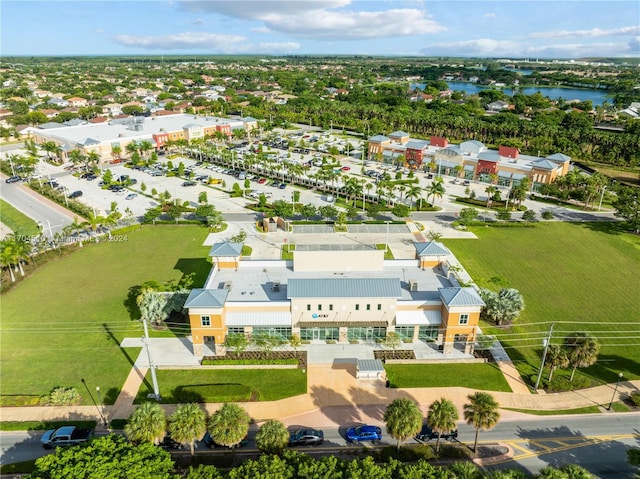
1 361 638 429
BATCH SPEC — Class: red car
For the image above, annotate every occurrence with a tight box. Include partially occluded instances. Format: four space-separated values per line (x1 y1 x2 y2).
258 178 267 184
341 166 351 171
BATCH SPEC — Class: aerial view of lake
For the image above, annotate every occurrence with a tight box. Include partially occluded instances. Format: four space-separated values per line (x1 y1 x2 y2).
411 81 612 106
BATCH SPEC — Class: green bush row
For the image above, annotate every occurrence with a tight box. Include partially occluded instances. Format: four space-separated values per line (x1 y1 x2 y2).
201 359 297 365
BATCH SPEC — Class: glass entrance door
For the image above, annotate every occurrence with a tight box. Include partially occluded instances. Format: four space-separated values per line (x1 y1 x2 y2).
312 328 320 340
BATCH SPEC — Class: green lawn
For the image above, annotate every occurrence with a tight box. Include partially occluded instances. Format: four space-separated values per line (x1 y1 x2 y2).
0 199 41 236
503 406 601 415
0 226 212 406
443 222 640 387
134 368 307 404
385 363 512 392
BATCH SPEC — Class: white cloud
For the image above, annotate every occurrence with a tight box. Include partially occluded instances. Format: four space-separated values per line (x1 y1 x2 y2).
421 38 636 59
95 29 104 34
483 13 496 18
114 32 246 50
113 31 299 54
193 18 204 25
421 39 522 57
179 0 446 40
531 26 640 40
251 26 272 33
180 0 351 18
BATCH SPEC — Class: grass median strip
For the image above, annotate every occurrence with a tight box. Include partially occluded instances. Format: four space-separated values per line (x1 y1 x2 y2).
0 199 41 236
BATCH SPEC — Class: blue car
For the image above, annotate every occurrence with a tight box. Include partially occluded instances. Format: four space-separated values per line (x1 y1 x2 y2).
346 425 382 444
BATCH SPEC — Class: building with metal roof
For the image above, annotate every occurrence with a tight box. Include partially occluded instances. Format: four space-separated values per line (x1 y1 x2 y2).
367 132 571 190
185 240 485 358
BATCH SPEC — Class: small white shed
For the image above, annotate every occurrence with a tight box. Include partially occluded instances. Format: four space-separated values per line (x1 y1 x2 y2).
356 359 385 380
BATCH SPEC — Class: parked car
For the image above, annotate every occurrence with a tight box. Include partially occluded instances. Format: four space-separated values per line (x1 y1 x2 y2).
202 432 249 449
46 180 60 188
125 193 138 200
341 166 351 171
68 190 83 199
346 425 382 444
288 428 324 447
41 426 93 449
258 178 267 184
159 435 185 451
416 423 458 442
182 181 197 187
463 180 471 186
5 175 21 183
279 183 287 189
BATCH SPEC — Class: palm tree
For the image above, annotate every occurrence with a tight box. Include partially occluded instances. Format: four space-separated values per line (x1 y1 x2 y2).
428 178 446 205
168 403 207 457
405 184 423 209
463 392 500 453
111 144 122 162
11 236 31 276
383 398 423 452
0 239 17 282
208 403 250 454
124 402 166 445
63 217 87 246
255 419 289 455
546 344 569 382
427 397 459 453
564 332 600 381
485 185 497 207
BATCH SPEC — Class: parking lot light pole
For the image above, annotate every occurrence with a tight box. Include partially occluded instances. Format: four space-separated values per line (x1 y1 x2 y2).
607 373 623 410
95 386 107 427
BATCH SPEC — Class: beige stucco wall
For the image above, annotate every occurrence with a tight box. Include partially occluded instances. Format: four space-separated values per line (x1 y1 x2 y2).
291 297 395 324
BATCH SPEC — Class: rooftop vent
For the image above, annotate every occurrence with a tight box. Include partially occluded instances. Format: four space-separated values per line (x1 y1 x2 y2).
223 281 232 290
272 282 280 292
409 280 418 292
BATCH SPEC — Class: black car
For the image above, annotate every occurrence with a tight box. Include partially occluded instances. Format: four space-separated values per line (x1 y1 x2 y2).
415 424 458 442
182 181 197 187
288 428 324 447
5 175 21 183
159 435 185 450
68 190 83 199
202 432 249 449
46 180 60 188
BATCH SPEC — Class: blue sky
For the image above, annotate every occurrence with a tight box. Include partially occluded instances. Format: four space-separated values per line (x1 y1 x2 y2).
2 1 638 58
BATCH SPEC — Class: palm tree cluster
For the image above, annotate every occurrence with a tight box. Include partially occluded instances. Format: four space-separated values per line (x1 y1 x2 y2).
383 394 500 455
125 402 297 457
546 332 601 383
0 234 32 283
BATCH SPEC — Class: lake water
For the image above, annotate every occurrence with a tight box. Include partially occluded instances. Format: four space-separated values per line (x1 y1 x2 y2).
411 81 611 106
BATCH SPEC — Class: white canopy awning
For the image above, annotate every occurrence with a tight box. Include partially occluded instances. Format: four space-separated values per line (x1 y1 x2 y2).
226 312 292 326
395 310 442 326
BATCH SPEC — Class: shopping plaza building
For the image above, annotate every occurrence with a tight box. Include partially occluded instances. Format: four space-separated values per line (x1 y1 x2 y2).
185 240 484 359
368 131 571 190
26 113 254 159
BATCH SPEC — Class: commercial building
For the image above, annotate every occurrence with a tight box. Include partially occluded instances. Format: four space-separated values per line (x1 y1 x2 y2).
185 241 484 359
26 113 249 160
367 133 571 190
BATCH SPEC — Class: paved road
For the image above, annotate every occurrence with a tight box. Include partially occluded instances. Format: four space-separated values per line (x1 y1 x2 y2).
2 414 638 476
0 175 75 238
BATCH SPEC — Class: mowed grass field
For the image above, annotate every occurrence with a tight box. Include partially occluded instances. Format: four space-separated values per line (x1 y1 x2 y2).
443 222 640 386
0 226 212 406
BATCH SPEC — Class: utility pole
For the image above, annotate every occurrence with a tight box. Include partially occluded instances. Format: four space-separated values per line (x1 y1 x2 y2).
142 317 161 401
534 323 554 390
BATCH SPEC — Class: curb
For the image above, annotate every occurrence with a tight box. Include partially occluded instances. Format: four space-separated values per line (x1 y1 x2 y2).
472 442 514 466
